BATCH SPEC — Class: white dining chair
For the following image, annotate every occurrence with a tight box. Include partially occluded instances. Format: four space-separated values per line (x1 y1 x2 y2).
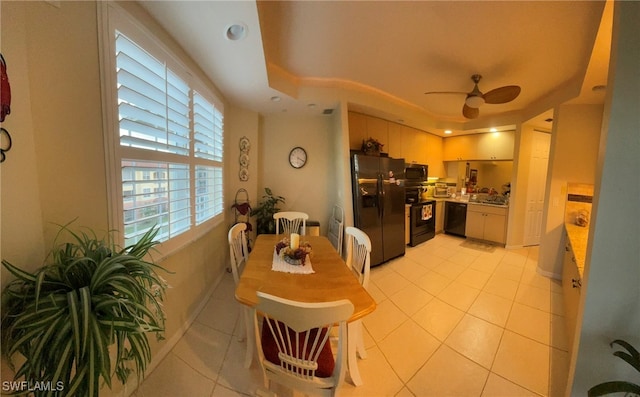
253 291 354 397
274 211 309 236
344 226 372 386
228 223 250 345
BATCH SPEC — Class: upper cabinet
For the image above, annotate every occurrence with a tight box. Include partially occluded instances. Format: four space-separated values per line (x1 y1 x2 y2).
443 131 514 161
477 131 515 160
443 135 477 161
348 112 446 177
348 112 367 151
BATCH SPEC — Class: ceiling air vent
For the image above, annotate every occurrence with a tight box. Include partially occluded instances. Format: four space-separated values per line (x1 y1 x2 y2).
322 108 334 115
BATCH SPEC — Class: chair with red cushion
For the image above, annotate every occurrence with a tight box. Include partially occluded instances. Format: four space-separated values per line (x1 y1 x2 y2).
253 291 354 396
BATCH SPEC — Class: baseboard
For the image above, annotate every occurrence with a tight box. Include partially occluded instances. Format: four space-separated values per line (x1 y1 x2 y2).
121 271 225 396
505 244 524 250
537 267 562 280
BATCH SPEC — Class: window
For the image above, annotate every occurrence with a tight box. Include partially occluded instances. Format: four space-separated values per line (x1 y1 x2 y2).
101 4 224 250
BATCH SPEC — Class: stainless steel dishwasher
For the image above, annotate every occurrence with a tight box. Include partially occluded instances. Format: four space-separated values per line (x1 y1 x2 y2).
444 201 467 237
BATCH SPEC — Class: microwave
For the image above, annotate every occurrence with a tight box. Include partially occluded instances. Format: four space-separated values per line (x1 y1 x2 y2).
405 164 428 182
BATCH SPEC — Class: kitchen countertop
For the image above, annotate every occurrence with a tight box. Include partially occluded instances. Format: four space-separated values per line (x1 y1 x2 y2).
427 196 509 208
565 222 589 278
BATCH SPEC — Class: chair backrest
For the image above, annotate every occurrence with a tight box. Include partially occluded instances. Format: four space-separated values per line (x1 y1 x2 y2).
274 211 309 236
228 223 249 285
254 291 354 396
345 226 372 289
327 205 344 256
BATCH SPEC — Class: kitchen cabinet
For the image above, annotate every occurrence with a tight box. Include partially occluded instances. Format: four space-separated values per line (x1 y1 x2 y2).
465 203 507 244
443 131 514 161
366 116 389 152
348 112 391 153
425 133 445 177
562 231 581 351
401 126 427 165
387 122 403 158
477 131 515 160
347 112 445 176
443 135 477 161
348 112 367 151
435 200 444 233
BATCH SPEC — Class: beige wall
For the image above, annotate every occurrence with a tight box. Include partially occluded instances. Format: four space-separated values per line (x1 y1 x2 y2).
257 113 339 235
0 3 229 395
570 1 640 394
538 104 603 278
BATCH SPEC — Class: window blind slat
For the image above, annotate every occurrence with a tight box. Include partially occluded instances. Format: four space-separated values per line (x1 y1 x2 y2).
114 31 223 247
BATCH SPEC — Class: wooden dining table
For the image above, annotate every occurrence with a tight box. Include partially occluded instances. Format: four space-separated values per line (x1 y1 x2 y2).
235 234 377 386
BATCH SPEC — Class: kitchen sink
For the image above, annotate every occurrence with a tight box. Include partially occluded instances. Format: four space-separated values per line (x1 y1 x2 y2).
471 198 508 206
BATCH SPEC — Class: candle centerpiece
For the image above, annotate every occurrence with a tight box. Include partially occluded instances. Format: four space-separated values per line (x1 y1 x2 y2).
290 233 300 249
275 236 312 265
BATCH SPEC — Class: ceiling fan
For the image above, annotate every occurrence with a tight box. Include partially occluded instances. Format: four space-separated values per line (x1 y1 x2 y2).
425 74 521 119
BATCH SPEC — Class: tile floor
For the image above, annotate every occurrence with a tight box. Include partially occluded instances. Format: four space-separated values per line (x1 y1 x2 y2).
133 233 571 397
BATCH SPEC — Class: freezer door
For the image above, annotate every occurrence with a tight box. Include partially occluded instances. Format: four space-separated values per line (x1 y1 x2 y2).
352 155 384 265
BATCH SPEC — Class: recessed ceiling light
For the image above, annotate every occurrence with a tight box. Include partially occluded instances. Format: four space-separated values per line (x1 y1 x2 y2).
270 96 281 102
490 128 497 132
307 103 317 108
592 85 607 92
225 23 248 41
444 130 452 134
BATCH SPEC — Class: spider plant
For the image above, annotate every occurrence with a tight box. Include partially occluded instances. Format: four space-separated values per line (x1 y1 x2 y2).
1 224 170 396
588 339 640 396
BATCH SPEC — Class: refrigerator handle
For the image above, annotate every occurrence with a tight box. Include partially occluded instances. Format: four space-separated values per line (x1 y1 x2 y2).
378 173 384 218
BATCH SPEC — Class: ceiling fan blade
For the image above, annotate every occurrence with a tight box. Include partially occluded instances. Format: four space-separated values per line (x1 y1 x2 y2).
483 85 521 104
424 91 468 95
463 104 479 119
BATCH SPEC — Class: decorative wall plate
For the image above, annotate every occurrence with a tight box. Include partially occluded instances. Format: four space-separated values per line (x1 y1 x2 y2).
239 167 249 181
239 153 249 167
239 136 250 152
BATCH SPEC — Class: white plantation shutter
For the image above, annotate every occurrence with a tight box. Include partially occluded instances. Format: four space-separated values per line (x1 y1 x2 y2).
110 26 224 248
193 91 224 225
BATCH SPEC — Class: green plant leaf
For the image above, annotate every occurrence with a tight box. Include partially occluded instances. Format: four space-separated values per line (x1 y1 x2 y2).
1 259 37 282
67 289 82 374
588 381 640 396
79 286 91 357
611 339 640 373
2 223 169 396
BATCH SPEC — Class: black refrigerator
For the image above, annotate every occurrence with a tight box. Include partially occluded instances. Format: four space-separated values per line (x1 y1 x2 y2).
351 153 406 267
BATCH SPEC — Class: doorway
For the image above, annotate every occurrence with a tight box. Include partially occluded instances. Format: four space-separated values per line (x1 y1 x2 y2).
523 130 551 246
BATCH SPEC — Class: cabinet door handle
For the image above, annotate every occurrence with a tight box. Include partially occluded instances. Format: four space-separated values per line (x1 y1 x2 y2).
572 278 582 288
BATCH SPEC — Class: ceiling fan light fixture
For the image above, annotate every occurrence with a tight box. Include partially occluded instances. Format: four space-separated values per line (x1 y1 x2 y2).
465 95 485 108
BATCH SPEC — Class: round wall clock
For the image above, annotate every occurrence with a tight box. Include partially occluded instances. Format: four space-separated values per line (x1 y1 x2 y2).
288 146 307 169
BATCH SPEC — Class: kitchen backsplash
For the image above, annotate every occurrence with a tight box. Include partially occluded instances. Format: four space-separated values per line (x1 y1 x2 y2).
565 183 594 226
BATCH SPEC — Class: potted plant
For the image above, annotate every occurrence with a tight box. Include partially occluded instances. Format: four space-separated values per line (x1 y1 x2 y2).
251 188 285 234
589 339 640 396
361 137 384 156
1 223 169 396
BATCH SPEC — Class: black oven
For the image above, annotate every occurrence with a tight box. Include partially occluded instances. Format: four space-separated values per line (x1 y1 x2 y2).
409 200 436 246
